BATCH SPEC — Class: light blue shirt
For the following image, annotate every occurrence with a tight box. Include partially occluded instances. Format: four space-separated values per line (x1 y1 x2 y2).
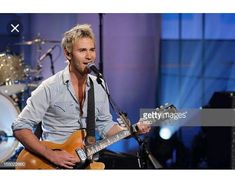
12 66 117 143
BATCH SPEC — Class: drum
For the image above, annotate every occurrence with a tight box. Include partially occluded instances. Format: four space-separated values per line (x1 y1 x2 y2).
0 93 19 163
0 53 26 95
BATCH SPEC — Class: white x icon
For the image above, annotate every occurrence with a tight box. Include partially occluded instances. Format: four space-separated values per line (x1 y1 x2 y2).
11 24 19 32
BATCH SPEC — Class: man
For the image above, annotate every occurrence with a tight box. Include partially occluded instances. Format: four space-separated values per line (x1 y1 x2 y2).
12 24 150 169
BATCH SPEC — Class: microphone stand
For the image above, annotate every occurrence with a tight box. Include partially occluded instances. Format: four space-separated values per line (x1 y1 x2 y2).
48 53 55 75
98 13 104 74
135 135 163 169
95 75 162 169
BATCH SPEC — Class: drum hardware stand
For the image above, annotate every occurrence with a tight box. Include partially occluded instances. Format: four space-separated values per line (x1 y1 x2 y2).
48 53 55 75
0 130 8 143
36 34 43 61
37 45 57 75
19 81 30 110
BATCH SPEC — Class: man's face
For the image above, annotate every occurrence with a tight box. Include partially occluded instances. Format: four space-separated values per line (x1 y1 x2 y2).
70 37 96 75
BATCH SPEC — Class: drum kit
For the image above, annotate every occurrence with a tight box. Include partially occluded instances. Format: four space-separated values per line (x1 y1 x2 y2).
0 37 60 165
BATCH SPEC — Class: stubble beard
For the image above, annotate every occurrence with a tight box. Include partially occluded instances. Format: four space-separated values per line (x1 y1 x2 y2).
75 63 89 77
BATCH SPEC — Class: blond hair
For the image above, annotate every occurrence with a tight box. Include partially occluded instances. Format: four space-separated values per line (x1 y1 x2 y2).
61 24 95 53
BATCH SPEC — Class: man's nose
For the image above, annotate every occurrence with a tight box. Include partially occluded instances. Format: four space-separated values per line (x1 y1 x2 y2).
85 51 92 59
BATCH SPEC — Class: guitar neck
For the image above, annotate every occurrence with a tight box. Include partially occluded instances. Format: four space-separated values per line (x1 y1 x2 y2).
86 129 131 157
85 104 176 158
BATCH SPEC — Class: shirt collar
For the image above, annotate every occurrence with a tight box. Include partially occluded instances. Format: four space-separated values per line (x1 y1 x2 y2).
62 65 91 87
62 65 70 85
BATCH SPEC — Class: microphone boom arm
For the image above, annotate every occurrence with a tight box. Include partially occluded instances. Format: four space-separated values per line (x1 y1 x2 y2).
95 75 134 133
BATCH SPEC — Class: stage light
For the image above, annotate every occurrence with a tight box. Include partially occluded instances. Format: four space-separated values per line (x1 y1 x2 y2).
159 127 173 140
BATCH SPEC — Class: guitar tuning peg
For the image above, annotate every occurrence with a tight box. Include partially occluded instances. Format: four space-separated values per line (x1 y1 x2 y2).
160 105 163 109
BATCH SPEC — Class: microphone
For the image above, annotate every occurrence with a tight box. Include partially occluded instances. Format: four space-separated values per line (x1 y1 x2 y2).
38 45 56 62
87 63 103 78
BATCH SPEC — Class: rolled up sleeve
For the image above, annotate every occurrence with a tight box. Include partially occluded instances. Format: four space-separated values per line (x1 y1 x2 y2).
95 92 117 138
12 83 51 132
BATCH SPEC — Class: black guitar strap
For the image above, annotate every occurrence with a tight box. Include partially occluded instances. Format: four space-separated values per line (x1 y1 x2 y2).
86 77 96 145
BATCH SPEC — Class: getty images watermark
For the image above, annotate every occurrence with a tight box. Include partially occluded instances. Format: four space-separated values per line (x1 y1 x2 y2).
140 108 187 126
142 111 187 121
140 108 235 127
0 161 25 168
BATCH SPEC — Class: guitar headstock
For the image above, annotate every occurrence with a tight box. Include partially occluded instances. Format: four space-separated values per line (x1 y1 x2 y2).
156 103 177 114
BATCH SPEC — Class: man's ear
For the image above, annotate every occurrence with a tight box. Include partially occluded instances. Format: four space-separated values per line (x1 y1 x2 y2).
64 49 72 60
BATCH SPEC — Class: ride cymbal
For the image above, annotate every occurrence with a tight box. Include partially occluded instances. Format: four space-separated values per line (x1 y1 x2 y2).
15 38 60 46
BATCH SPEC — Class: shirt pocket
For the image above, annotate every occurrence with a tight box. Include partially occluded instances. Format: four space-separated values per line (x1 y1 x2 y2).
53 101 77 115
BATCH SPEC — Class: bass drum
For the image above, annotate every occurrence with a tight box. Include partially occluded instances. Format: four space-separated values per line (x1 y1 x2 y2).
0 93 19 163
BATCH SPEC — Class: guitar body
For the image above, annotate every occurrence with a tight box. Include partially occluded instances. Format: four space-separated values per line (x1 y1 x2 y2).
16 130 105 169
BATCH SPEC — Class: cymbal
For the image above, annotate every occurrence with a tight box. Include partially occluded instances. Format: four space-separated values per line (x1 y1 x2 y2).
15 38 60 46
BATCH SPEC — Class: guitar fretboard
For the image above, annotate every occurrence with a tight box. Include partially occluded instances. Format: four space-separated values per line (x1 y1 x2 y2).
86 130 131 157
85 104 176 158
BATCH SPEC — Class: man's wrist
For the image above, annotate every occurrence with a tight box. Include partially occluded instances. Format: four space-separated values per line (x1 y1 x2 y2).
43 147 54 161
